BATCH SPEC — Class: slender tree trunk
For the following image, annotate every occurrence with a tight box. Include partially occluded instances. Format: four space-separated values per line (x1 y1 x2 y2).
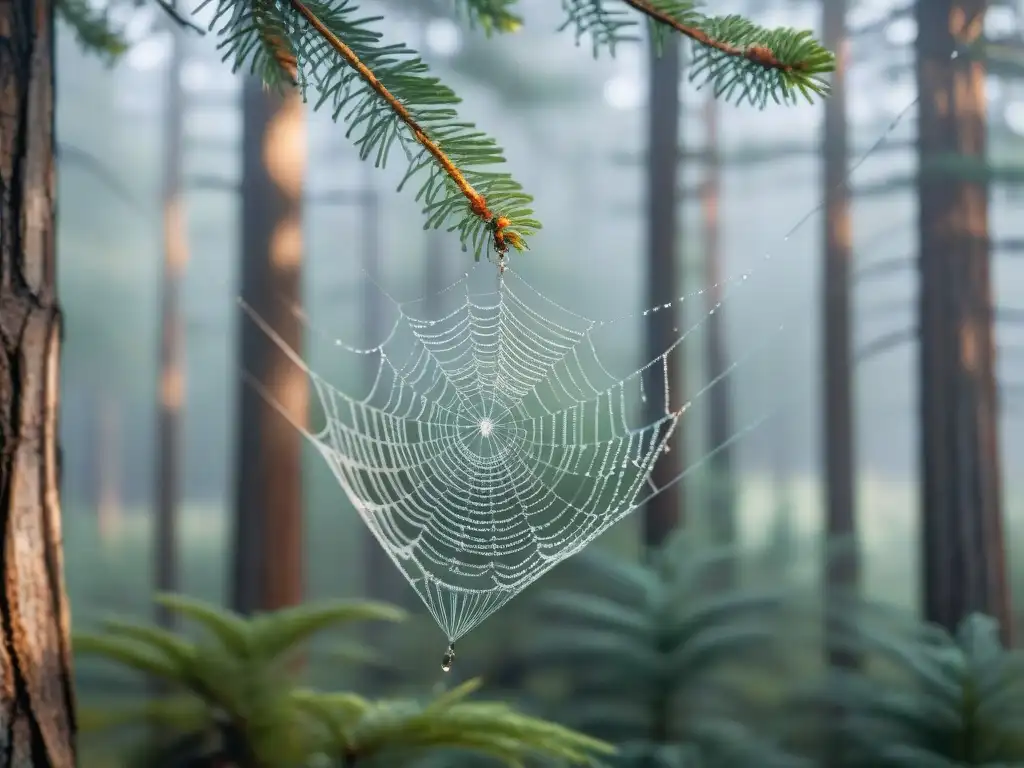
231 80 307 614
155 24 187 629
0 0 77 763
916 0 1011 642
821 0 859 664
96 393 121 542
701 92 735 581
643 34 684 552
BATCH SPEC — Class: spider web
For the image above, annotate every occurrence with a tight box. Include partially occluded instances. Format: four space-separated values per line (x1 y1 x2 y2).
245 264 779 643
243 92 918 646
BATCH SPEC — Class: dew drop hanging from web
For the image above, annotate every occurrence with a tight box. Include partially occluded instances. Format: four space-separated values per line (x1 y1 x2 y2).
441 642 455 672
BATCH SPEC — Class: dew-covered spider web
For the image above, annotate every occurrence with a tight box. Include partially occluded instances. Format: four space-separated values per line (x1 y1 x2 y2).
242 84 921 656
246 266 722 643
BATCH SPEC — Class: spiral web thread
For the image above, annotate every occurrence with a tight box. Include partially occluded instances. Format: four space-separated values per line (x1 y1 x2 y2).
244 266 741 643
243 88 918 644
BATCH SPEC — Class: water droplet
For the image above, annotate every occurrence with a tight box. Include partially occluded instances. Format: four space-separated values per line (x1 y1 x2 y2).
441 643 455 672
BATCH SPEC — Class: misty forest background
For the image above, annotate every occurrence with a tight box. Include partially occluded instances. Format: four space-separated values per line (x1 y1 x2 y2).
58 0 1024 763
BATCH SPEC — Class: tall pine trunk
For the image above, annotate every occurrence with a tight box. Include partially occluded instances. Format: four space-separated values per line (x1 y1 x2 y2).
643 33 683 552
701 91 735 581
96 392 122 542
916 0 1010 641
821 0 859 653
155 23 187 628
0 0 77 763
231 80 307 614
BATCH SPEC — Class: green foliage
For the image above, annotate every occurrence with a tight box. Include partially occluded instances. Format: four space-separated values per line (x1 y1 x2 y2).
202 0 540 262
296 677 614 766
62 0 836 260
184 0 831 261
76 593 613 768
815 610 1024 767
76 594 407 767
451 0 523 34
524 532 805 767
560 1 834 106
57 0 127 60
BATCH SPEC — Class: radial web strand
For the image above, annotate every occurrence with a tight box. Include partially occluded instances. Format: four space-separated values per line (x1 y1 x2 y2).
242 88 918 647
246 267 715 642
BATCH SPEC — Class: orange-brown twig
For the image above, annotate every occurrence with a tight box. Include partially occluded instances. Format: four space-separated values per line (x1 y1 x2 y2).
286 0 514 252
621 0 804 73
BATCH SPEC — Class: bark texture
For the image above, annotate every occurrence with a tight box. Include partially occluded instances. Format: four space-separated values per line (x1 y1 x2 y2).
231 80 307 615
0 0 77 764
916 0 1010 642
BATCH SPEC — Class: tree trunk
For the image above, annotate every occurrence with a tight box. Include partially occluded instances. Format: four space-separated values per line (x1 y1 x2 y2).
155 23 187 629
916 0 1011 642
95 393 121 542
701 91 735 582
643 33 684 551
231 80 307 615
0 0 77 764
821 0 859 664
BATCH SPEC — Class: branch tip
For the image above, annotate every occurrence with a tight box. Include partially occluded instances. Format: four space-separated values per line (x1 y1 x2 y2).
286 0 517 256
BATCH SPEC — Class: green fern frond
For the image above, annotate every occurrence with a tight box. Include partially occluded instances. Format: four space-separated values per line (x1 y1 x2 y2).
328 640 386 666
816 612 1024 767
153 593 252 656
56 0 127 60
424 678 484 710
536 590 654 638
526 534 799 756
79 695 210 736
293 689 372 732
451 0 524 33
249 599 405 660
74 633 185 685
560 0 834 107
98 619 197 671
301 678 614 766
201 0 538 261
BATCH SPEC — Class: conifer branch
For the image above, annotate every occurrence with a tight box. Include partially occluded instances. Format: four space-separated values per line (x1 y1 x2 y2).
562 0 835 107
451 0 524 34
204 0 536 261
56 0 127 59
287 0 518 252
154 0 207 33
193 0 834 262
